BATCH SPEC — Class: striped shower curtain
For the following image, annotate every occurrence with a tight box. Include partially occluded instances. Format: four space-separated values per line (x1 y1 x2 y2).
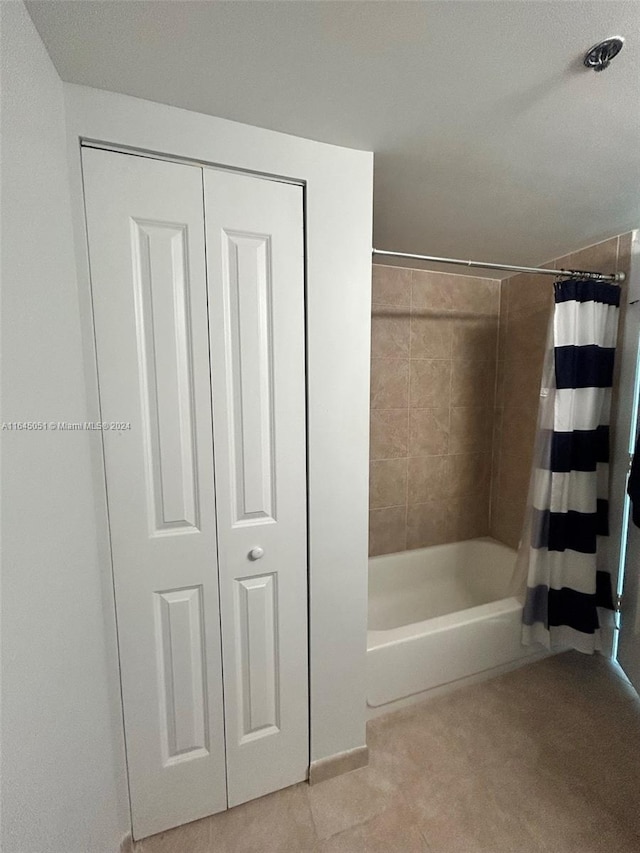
521 279 620 654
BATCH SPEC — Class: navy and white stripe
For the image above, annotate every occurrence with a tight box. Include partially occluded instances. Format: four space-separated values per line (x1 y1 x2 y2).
522 279 620 654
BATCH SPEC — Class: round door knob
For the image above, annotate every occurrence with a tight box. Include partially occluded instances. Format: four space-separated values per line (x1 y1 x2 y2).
248 547 264 561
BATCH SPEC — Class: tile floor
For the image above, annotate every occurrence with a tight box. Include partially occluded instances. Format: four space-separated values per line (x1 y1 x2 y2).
137 652 640 852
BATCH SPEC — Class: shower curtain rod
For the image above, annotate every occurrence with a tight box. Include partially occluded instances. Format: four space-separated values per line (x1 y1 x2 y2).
372 249 625 283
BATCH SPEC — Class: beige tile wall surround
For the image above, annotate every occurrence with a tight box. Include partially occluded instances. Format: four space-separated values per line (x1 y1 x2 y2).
370 234 633 558
490 234 633 549
369 265 500 556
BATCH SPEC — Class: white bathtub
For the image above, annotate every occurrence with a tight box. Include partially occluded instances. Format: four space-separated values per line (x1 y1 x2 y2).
367 537 542 711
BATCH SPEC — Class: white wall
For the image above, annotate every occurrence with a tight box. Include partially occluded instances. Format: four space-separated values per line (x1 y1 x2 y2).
1 12 371 842
0 4 129 852
63 85 373 766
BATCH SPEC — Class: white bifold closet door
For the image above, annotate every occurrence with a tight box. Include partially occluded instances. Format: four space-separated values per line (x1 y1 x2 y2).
82 148 308 840
203 169 308 807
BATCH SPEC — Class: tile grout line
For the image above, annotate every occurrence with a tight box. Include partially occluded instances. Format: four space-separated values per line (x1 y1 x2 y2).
394 783 437 853
405 271 414 552
488 279 505 535
373 355 499 361
493 276 510 540
303 783 321 849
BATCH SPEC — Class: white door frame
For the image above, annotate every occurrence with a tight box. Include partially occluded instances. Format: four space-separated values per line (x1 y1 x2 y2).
63 85 374 821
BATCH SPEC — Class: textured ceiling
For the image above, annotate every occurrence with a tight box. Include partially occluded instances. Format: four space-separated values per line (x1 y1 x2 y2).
27 0 640 267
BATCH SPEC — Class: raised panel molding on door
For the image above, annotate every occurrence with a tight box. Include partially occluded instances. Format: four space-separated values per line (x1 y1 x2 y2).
205 169 308 806
82 148 227 839
236 574 279 740
222 230 277 525
131 219 200 534
155 586 208 762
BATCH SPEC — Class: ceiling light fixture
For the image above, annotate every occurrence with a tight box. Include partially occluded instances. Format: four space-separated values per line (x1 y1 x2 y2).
583 36 624 71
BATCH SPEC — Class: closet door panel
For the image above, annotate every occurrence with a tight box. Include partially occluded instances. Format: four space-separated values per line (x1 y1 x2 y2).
204 169 308 806
82 148 227 839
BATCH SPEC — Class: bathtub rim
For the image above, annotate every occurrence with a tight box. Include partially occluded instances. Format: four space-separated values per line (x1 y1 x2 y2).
368 535 517 569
